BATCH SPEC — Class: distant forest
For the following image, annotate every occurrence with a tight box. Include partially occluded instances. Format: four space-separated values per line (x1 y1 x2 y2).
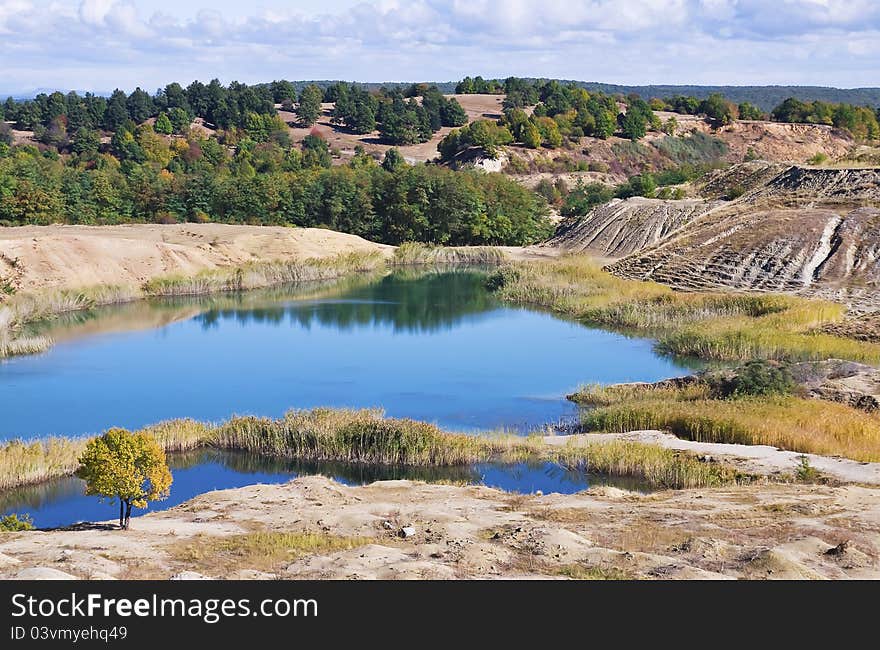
6 80 880 113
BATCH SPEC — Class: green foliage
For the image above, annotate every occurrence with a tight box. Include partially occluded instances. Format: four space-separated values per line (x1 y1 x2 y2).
616 173 656 199
656 132 729 165
795 455 819 482
454 76 503 94
772 97 879 140
620 98 654 141
700 93 735 125
0 139 550 246
297 84 324 126
737 102 764 120
0 513 34 531
76 428 172 528
438 120 514 160
382 147 405 172
710 361 796 399
561 182 614 216
154 112 173 135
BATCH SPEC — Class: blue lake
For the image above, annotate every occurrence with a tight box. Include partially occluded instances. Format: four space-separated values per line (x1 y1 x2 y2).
0 269 697 527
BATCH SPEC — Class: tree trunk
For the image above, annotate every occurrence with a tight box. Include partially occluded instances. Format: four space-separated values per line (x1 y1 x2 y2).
119 501 124 528
122 501 132 530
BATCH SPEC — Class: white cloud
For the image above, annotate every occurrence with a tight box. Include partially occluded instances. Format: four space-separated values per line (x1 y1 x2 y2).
0 0 878 93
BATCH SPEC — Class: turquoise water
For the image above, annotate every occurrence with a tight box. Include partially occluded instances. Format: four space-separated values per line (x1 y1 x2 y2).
0 270 696 527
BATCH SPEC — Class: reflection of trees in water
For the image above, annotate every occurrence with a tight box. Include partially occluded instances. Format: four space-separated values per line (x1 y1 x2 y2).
201 449 482 485
193 270 498 334
0 475 85 512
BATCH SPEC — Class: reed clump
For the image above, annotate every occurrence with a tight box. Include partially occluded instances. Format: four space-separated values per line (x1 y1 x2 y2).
214 408 495 466
0 437 89 491
392 242 506 266
488 256 880 363
574 383 880 462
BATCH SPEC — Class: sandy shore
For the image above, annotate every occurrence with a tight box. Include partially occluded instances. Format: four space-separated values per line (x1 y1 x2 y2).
0 224 394 295
1 475 877 580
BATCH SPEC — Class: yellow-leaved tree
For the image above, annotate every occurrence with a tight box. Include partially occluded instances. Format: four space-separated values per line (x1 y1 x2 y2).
75 429 172 530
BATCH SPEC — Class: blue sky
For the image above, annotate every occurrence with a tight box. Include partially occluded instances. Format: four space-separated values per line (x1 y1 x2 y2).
1 0 878 94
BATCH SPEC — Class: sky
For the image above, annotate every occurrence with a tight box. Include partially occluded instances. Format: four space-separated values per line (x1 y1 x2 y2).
0 0 878 94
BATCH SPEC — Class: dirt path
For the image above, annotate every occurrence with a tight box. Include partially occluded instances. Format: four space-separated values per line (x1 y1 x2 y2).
1 475 877 580
545 432 880 485
0 224 393 295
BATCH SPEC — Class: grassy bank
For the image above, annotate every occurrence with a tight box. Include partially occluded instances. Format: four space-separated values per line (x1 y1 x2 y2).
488 256 880 363
572 383 880 462
0 408 748 493
0 251 385 359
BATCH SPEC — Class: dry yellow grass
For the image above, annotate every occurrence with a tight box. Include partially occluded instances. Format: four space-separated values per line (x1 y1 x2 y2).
489 256 880 362
170 531 371 575
577 385 880 462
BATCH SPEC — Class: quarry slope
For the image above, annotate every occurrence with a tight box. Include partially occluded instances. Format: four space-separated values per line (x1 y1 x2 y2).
547 197 717 258
551 165 880 309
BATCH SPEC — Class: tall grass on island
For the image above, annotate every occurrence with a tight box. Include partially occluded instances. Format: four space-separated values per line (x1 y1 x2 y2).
572 382 880 463
0 251 386 359
487 256 880 363
391 242 506 267
0 408 749 494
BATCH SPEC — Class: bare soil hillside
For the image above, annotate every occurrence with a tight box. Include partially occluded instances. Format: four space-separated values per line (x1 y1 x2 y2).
0 224 391 294
547 197 718 257
604 166 880 308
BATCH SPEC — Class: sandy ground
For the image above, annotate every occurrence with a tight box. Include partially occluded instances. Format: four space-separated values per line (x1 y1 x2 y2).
545 432 880 486
0 223 393 294
1 475 877 580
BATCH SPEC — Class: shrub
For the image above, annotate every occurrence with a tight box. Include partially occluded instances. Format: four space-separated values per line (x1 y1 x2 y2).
710 361 797 398
0 513 34 532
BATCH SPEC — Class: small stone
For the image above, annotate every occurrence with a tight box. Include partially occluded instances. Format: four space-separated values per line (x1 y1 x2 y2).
382 521 394 530
399 526 416 538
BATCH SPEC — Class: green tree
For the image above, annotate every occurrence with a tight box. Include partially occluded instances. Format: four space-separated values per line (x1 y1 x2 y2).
297 84 323 126
75 428 172 529
154 112 173 135
522 121 542 149
302 134 332 168
700 93 734 125
737 102 764 120
167 107 191 134
620 109 647 141
382 147 405 172
72 127 101 156
104 89 130 130
440 98 468 127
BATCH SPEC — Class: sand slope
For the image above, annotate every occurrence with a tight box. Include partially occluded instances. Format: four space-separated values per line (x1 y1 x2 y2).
0 224 393 294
